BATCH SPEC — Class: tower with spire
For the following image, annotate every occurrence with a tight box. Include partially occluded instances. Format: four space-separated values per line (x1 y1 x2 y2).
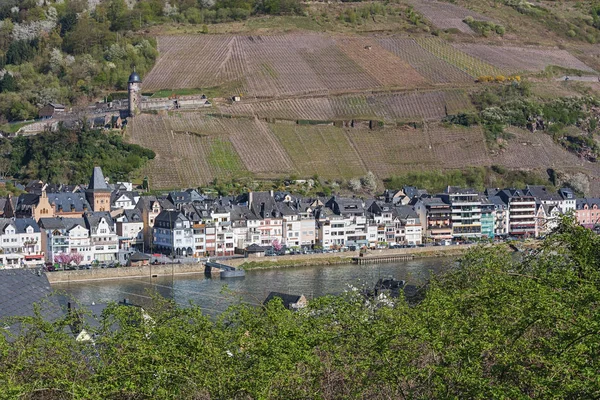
127 68 142 117
86 166 112 212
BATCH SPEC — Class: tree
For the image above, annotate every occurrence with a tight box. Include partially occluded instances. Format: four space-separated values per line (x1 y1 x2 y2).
271 238 282 252
54 253 72 266
70 252 83 266
348 178 361 192
361 171 377 193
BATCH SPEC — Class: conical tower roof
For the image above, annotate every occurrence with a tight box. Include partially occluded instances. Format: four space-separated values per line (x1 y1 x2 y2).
88 166 110 192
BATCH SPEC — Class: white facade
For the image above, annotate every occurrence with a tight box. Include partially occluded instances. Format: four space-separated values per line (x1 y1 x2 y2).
0 219 44 268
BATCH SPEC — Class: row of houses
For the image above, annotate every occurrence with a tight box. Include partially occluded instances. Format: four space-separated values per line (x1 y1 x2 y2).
1 166 599 268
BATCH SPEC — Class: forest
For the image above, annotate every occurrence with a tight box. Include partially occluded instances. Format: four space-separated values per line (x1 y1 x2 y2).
0 124 155 183
0 0 303 122
1 217 599 399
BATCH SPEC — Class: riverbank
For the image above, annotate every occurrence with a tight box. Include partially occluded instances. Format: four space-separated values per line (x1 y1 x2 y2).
46 244 475 283
232 244 475 270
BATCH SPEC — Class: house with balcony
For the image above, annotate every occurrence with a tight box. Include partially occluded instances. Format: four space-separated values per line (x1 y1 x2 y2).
480 199 495 239
153 210 194 257
248 191 284 247
39 217 93 264
497 189 537 237
85 212 119 262
414 197 452 242
440 187 482 239
0 218 44 268
395 205 422 245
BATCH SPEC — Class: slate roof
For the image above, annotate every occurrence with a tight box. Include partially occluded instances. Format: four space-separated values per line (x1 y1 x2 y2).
154 210 188 229
88 166 110 191
47 192 90 213
84 212 115 233
0 269 62 321
122 209 143 223
39 217 86 232
525 185 561 201
0 218 40 234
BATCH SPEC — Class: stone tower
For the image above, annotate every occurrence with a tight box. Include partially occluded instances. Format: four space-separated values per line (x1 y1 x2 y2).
86 166 112 212
127 70 142 117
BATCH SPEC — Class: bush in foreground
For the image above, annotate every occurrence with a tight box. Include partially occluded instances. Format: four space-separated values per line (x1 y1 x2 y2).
1 217 599 399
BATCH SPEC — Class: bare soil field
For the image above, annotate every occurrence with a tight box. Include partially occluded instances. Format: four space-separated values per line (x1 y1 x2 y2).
452 44 597 74
405 0 493 34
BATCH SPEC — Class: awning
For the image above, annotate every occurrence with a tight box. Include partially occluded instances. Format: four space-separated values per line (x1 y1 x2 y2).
25 255 44 260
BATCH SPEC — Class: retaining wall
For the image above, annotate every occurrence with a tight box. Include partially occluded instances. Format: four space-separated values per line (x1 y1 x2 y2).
226 244 474 268
46 263 206 284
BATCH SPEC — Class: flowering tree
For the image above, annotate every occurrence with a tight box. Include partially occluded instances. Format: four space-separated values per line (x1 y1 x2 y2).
70 253 84 266
271 239 283 252
54 253 72 266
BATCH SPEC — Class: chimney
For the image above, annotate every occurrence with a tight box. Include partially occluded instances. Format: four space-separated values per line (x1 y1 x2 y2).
248 191 253 208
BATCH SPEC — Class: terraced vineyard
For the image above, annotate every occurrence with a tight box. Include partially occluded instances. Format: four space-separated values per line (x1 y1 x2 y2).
346 124 490 176
377 37 472 84
143 35 245 91
219 89 473 122
451 44 597 74
144 33 594 96
346 127 437 177
270 124 367 179
128 113 249 188
415 37 504 78
334 37 428 88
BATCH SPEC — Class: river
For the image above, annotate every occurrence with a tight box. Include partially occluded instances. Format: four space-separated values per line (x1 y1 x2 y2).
53 257 456 315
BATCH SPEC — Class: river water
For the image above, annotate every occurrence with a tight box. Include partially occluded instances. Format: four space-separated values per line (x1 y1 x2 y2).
53 257 456 315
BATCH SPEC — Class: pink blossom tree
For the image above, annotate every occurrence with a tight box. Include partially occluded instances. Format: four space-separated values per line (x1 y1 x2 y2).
70 252 84 266
272 239 283 252
54 253 72 266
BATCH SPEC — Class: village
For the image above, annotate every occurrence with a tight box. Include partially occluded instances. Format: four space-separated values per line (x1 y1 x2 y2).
0 162 595 270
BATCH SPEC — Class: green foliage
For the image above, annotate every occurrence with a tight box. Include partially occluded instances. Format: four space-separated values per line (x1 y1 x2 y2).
385 166 551 193
6 125 155 183
463 18 505 36
2 219 600 398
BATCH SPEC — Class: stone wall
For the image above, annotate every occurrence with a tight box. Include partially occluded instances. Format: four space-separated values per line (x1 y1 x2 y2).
225 244 473 267
46 263 207 284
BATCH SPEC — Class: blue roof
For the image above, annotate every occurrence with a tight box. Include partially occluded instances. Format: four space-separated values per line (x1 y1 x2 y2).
128 71 142 83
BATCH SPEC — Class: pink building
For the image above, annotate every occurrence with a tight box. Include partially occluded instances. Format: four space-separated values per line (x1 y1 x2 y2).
575 198 600 229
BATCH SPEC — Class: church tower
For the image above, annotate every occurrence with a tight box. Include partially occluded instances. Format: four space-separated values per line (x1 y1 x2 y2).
127 69 142 117
86 166 112 212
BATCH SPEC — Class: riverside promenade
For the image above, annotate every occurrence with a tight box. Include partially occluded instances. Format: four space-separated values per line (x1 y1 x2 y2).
46 244 474 284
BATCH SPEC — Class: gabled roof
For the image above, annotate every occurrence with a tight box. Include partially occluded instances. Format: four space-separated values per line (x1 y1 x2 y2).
84 212 115 231
154 210 188 229
122 209 143 223
39 217 86 232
